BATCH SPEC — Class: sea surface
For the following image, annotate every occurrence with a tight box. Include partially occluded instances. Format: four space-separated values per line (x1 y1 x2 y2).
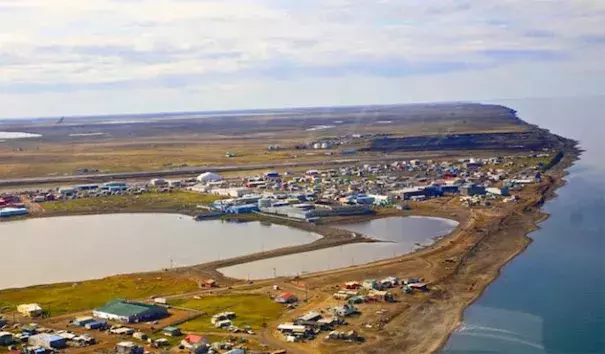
0 214 320 290
442 96 605 354
218 216 458 279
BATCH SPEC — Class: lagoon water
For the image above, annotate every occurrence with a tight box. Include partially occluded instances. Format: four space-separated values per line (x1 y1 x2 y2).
218 216 458 280
442 96 605 354
0 214 320 290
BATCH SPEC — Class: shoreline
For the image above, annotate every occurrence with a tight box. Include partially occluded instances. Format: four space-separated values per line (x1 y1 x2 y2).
0 139 579 353
430 140 581 354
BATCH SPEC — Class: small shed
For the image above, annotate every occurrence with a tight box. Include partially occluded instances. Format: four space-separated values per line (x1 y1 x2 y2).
275 292 298 304
17 303 42 317
0 332 14 346
162 326 182 337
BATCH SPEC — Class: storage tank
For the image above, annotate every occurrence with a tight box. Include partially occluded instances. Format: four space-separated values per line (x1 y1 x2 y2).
313 143 321 149
321 142 330 149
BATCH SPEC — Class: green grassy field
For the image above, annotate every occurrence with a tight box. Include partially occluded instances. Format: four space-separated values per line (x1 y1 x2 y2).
172 295 284 333
41 191 222 213
0 274 198 317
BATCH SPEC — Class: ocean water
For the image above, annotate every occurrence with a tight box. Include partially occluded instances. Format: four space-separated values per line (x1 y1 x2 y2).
442 96 605 354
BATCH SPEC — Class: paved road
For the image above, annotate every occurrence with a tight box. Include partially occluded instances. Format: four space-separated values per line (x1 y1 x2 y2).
0 151 463 187
0 155 406 187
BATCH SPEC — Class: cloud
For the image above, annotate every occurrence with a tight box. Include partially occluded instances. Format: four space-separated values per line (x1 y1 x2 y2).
0 0 604 116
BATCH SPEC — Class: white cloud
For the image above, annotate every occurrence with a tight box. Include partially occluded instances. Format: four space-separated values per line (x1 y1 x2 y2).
0 0 603 116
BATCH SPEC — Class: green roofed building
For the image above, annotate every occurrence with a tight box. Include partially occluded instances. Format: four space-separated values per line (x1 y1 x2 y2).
93 299 168 323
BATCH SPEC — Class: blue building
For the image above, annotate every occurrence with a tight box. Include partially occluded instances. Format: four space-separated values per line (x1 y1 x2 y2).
28 333 67 350
0 207 29 217
226 204 260 214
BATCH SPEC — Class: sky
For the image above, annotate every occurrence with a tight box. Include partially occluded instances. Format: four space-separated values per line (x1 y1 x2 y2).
0 0 604 118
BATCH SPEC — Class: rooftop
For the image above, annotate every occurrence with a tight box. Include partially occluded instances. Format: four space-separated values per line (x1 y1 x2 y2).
95 299 162 317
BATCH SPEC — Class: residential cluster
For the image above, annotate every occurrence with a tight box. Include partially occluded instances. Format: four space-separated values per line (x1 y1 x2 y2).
274 275 427 345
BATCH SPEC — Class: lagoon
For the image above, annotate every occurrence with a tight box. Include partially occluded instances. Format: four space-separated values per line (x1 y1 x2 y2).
218 216 458 279
0 214 321 290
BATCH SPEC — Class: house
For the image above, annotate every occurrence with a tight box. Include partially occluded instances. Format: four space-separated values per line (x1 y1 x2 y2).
330 304 358 317
298 311 322 323
132 332 147 341
380 276 400 288
28 334 67 350
214 320 231 328
276 323 307 335
181 334 207 349
0 332 13 346
110 327 135 336
93 299 168 323
486 187 510 196
333 292 351 301
150 179 168 187
211 312 235 325
408 283 429 292
362 279 380 290
162 326 181 337
343 281 361 289
367 290 394 302
73 316 95 327
84 321 107 330
18 304 43 317
275 292 298 304
116 341 144 354
348 296 365 305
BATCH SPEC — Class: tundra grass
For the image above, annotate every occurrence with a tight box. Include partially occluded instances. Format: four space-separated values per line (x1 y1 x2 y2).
0 274 198 317
172 294 284 333
41 191 222 213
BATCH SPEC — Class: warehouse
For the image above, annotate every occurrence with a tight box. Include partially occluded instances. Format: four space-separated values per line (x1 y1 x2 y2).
28 333 67 350
197 172 222 183
0 207 29 217
93 299 168 323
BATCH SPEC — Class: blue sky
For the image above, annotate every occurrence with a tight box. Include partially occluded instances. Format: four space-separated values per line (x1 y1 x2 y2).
0 0 603 118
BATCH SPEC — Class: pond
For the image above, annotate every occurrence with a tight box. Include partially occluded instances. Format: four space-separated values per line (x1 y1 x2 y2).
218 216 458 280
0 214 321 290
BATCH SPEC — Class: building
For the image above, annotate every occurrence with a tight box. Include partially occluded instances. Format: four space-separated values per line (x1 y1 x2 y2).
162 326 181 337
330 304 358 317
275 292 298 304
181 334 207 349
486 187 510 196
389 187 426 200
17 303 42 317
93 299 168 323
189 183 209 193
73 316 95 327
226 204 259 214
460 184 486 196
28 334 67 350
150 178 168 187
116 341 144 354
0 207 29 217
0 332 13 346
362 279 379 290
212 187 252 198
197 172 222 183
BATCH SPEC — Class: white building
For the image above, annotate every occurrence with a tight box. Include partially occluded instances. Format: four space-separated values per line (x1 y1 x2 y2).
17 303 42 317
212 187 252 198
196 172 222 183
